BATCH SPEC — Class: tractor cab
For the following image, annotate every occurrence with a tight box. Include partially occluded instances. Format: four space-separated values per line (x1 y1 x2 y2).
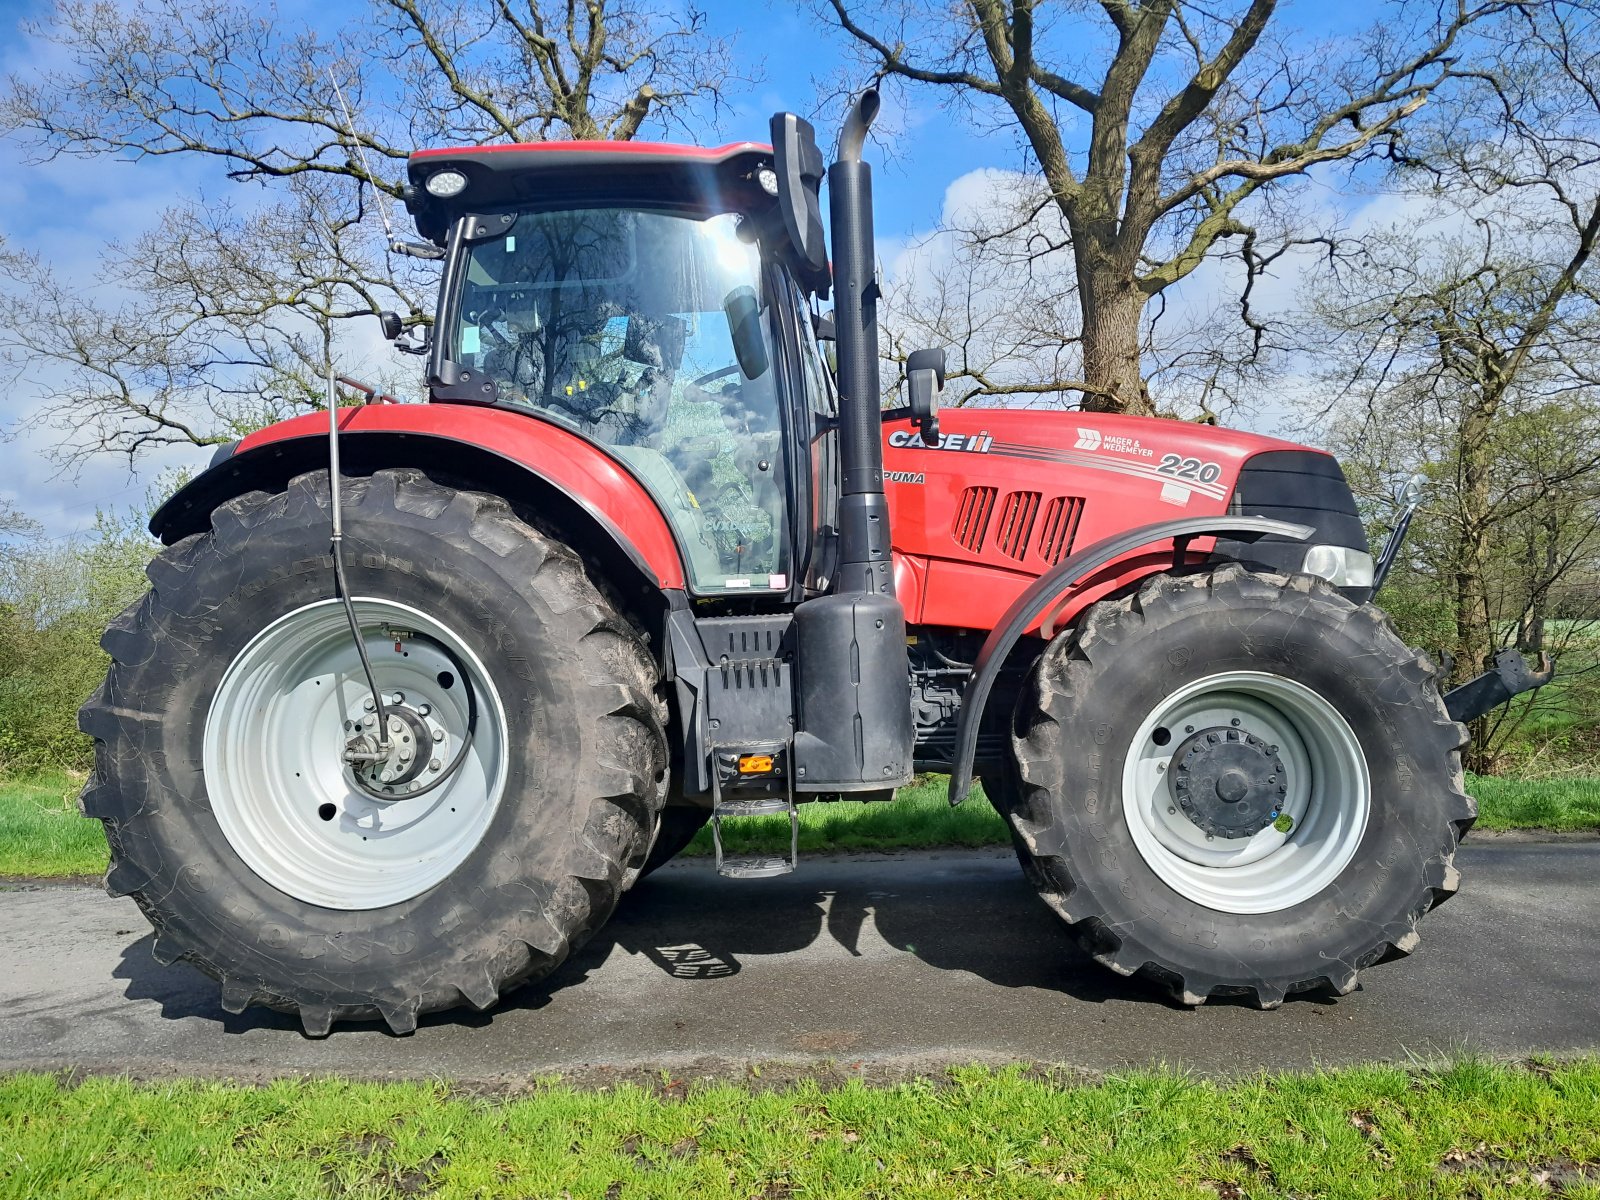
403 141 838 598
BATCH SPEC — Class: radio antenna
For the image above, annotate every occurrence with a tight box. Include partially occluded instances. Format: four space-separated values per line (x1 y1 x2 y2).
328 67 398 251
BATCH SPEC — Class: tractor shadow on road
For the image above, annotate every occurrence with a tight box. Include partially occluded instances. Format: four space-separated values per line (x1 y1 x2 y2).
110 855 1336 1036
113 935 306 1034
497 856 1225 1019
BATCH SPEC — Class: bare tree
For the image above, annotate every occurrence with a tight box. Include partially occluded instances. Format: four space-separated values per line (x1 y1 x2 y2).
0 500 38 540
822 0 1518 414
1301 0 1600 769
880 166 1291 418
1 175 425 464
0 0 751 462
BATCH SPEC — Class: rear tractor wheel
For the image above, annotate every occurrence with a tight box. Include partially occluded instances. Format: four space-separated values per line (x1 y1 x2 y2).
1002 565 1472 1008
79 468 667 1035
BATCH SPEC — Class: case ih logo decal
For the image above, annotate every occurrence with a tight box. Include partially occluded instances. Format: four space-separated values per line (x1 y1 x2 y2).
888 429 994 453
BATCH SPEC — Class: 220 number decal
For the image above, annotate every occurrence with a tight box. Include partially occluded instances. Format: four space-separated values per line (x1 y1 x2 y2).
1157 453 1222 484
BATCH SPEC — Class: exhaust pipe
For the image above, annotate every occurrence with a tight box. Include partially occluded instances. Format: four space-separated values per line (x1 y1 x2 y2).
827 89 892 596
789 88 914 792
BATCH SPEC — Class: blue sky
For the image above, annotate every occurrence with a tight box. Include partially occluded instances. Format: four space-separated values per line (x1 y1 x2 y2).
0 0 1394 539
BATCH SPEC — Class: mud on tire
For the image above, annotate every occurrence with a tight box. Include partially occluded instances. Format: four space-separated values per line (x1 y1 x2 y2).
79 468 667 1035
1001 565 1473 1008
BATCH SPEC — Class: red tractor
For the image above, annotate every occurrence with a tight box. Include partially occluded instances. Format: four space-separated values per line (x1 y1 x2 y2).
82 93 1545 1034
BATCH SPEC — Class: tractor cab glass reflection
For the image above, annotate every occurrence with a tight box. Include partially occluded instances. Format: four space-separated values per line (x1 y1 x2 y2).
450 208 788 593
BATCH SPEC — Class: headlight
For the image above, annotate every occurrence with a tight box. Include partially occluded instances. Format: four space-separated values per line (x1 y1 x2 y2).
424 169 468 198
1301 544 1375 588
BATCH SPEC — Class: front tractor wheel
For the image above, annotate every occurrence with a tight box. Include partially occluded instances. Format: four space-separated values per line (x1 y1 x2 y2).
1002 565 1473 1008
79 468 667 1035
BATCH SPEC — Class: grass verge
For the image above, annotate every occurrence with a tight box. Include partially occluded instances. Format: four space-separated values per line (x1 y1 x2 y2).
0 769 104 878
3 1060 1599 1199
3 769 1597 881
689 772 1600 857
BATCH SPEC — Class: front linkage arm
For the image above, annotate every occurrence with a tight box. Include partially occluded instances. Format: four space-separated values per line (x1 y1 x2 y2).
1442 648 1556 725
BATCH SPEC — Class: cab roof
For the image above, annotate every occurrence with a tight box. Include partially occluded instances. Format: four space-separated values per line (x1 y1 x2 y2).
405 140 776 244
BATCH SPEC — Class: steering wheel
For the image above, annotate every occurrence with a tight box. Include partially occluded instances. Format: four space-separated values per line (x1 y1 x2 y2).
691 364 743 388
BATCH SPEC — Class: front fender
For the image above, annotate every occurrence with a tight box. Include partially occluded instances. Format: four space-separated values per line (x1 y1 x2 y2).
945 515 1312 806
150 404 687 591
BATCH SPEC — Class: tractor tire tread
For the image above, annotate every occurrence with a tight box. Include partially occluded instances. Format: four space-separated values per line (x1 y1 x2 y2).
1004 566 1472 1010
79 467 667 1036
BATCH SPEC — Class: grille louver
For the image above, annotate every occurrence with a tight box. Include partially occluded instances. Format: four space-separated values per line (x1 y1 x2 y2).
995 491 1041 560
1038 495 1086 564
953 486 997 552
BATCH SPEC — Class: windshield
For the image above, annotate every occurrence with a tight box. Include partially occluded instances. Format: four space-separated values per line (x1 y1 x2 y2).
450 208 789 594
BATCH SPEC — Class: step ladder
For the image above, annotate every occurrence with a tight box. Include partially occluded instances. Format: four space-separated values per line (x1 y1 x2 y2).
710 750 798 879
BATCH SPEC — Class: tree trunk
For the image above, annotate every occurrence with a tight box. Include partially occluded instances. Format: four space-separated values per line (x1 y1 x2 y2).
1455 393 1498 773
1078 264 1156 416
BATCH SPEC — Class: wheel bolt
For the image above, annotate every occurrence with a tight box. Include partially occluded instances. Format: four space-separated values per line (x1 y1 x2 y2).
1230 717 1241 727
430 726 444 740
1185 725 1194 733
390 692 404 704
363 698 375 712
1167 806 1177 815
418 704 431 717
1156 761 1166 773
1206 833 1215 841
429 759 442 772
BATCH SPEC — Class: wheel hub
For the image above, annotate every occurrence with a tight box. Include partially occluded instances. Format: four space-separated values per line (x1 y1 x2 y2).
1169 726 1287 839
346 702 439 792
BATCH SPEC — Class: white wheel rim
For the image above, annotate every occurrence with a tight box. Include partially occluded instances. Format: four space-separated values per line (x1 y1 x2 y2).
1121 671 1370 915
203 598 509 910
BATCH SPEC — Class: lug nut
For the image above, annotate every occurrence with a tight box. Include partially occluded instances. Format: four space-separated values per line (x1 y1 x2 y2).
429 759 442 772
430 726 444 740
1231 717 1241 727
390 692 404 704
418 704 431 717
363 698 375 712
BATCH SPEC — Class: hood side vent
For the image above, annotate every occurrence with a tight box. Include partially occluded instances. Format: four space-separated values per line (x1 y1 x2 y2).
1038 495 1086 564
953 486 997 552
996 491 1041 560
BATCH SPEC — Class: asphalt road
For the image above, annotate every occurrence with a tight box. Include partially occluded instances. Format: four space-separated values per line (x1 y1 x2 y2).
2 840 1597 1082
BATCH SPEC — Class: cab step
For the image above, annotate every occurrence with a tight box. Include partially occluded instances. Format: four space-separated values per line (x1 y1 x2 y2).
717 852 796 880
711 795 798 879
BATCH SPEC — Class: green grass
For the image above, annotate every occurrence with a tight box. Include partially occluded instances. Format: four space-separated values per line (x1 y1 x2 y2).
1472 775 1600 832
3 768 1597 882
684 773 1600 857
3 1061 1599 1198
0 769 106 877
683 774 1010 857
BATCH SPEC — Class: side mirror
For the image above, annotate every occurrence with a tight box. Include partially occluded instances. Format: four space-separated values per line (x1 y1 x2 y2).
770 112 830 296
906 347 945 446
1397 472 1428 509
377 310 403 341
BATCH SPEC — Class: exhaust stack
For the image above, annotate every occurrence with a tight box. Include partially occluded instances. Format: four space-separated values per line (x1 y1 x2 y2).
826 89 893 596
789 89 915 793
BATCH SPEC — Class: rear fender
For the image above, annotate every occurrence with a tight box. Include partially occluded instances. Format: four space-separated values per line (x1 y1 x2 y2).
150 407 687 648
945 515 1312 806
